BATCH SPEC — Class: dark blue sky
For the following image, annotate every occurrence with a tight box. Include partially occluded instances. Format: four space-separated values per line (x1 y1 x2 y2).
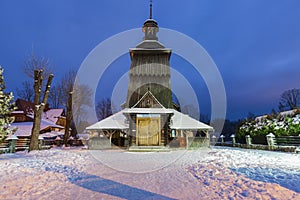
0 0 299 120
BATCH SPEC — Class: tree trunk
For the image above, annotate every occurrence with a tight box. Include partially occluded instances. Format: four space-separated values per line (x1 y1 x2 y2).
63 91 73 146
75 106 81 133
29 70 54 151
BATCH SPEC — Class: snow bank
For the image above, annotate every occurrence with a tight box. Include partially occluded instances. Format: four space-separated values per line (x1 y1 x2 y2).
188 147 300 199
0 146 299 199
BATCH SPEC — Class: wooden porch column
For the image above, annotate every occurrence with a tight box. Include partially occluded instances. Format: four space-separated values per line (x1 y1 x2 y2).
185 131 188 149
105 130 116 146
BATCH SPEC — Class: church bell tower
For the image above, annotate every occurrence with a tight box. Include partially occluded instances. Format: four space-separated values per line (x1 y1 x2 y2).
126 1 172 108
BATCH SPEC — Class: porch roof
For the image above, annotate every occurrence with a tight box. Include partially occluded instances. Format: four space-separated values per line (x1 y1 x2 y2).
122 108 174 114
86 111 128 130
86 108 213 131
170 110 214 131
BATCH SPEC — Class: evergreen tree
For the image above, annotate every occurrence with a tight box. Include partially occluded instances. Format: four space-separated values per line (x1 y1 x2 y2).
0 66 16 142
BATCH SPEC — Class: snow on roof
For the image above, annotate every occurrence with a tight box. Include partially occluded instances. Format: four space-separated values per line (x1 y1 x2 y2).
12 120 64 137
255 109 299 121
40 118 64 129
255 115 269 121
11 111 24 114
86 111 128 130
86 108 213 131
5 134 18 140
280 109 298 116
26 114 64 128
11 122 34 137
41 131 64 138
170 110 214 131
123 108 174 114
43 109 64 123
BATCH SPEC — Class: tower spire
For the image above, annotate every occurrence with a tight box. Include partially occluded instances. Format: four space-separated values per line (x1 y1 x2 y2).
150 0 153 19
142 0 158 41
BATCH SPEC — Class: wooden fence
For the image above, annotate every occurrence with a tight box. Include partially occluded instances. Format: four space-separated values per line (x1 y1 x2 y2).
276 136 300 146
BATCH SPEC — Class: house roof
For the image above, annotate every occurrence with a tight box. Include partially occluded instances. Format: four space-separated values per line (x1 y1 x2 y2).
12 120 64 137
15 99 35 114
86 110 128 130
15 99 64 122
43 109 64 124
25 114 63 126
11 99 65 137
86 108 213 131
11 122 33 137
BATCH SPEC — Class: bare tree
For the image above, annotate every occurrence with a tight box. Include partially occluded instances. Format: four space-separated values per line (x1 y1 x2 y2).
96 98 113 120
58 69 92 136
29 70 54 151
76 120 91 133
59 70 77 106
23 51 53 81
247 112 255 120
16 80 34 102
48 85 62 108
72 84 93 128
58 70 75 143
63 91 72 146
278 88 300 111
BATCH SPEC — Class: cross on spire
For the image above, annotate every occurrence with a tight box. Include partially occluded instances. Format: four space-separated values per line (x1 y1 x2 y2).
142 0 158 41
150 0 153 19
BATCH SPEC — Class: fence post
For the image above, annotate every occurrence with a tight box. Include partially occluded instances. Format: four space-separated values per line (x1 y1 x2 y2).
266 133 275 150
38 135 44 150
55 136 62 146
211 135 216 145
245 135 252 147
6 135 18 153
230 134 236 147
220 135 225 145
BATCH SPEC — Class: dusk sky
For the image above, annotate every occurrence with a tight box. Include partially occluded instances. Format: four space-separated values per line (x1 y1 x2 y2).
0 0 299 120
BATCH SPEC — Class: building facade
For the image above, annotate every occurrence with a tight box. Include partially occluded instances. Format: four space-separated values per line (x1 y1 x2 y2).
126 16 172 109
87 4 213 149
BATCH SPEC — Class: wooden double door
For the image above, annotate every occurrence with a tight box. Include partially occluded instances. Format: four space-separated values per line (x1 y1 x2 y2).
136 117 160 146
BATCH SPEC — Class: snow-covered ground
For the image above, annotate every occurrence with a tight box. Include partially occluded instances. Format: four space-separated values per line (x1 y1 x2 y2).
0 147 299 199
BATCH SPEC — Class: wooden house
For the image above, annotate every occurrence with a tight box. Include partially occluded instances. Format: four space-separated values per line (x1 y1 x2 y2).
10 99 66 138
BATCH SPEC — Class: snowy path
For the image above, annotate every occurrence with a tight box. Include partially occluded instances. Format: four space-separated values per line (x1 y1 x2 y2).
0 147 299 199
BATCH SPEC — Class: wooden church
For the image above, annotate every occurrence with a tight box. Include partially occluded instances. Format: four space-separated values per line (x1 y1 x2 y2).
87 2 213 149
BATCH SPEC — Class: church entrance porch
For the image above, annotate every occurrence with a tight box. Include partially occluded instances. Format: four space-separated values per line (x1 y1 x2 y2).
136 114 161 146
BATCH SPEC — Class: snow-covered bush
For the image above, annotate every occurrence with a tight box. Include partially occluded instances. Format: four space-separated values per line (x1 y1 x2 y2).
237 109 300 144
